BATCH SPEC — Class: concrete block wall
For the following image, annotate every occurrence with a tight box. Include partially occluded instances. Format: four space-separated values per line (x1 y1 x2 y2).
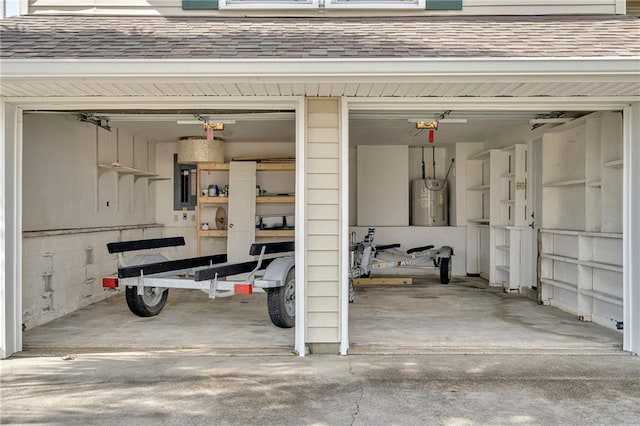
22 225 163 330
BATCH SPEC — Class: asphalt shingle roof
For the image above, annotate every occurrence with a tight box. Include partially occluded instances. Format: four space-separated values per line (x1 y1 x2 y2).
1 15 639 59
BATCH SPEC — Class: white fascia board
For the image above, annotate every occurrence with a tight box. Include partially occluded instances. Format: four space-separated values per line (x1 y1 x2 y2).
1 57 639 80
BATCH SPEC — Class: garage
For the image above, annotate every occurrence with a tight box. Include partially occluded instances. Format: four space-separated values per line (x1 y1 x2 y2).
2 13 640 358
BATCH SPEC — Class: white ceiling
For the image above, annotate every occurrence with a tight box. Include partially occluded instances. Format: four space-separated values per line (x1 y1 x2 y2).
100 109 555 146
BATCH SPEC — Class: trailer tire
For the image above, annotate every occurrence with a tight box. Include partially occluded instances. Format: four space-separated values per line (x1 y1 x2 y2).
125 286 168 317
440 257 452 284
267 267 295 328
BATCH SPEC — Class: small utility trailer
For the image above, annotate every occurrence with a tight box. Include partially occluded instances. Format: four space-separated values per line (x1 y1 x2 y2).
349 227 454 298
102 237 295 328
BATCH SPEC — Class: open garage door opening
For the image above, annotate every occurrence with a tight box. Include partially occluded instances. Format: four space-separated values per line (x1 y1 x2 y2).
346 108 625 354
20 108 302 354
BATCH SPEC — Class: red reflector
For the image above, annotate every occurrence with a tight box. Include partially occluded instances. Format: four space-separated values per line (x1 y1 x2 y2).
234 284 253 295
102 277 119 288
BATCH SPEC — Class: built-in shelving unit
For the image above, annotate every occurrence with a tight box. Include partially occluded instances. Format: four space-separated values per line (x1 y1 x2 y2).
196 161 295 256
539 111 623 331
466 143 532 292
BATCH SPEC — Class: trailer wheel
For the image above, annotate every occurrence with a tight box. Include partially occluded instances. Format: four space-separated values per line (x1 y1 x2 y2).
267 267 295 328
440 257 452 284
125 286 168 317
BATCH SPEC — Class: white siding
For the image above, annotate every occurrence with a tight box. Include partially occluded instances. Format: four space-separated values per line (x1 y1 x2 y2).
28 0 621 15
306 98 341 344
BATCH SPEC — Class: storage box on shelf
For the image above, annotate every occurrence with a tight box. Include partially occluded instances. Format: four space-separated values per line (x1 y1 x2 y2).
539 111 623 331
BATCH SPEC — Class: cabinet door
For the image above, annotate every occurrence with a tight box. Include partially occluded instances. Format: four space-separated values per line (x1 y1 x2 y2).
227 161 256 262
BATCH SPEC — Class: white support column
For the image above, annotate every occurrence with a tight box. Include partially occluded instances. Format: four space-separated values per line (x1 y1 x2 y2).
1 101 23 359
623 102 640 355
339 97 349 356
294 97 307 357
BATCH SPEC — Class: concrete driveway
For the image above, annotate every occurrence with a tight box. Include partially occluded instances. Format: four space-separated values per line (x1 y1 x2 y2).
1 351 639 425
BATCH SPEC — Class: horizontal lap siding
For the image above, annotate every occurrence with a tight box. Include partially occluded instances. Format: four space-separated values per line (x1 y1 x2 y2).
306 98 341 344
29 1 619 15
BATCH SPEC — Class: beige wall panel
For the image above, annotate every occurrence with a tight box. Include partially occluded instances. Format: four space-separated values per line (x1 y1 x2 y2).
307 234 339 250
307 220 339 235
307 99 340 113
308 204 339 220
307 265 339 281
307 173 340 189
306 97 341 346
308 189 340 205
307 158 339 174
307 327 339 343
308 312 339 327
307 281 340 297
307 143 340 159
307 128 340 144
308 297 340 312
307 112 339 128
307 250 340 266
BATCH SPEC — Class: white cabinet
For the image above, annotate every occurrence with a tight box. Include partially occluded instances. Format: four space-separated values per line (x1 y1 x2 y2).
539 111 623 331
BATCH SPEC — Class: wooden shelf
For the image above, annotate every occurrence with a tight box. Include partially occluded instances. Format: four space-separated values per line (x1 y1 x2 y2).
98 162 167 182
256 162 295 171
467 184 491 192
468 218 490 224
579 289 622 306
540 253 579 265
540 277 578 292
256 196 295 204
198 229 228 237
198 196 229 204
603 159 623 168
198 162 229 171
468 149 491 160
580 260 623 273
256 229 295 237
543 179 586 188
540 229 622 239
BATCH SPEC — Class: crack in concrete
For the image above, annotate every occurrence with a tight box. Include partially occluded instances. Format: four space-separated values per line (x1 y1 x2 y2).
348 357 363 426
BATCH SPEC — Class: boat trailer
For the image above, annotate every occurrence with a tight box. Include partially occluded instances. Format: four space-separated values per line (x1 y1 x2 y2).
102 237 295 328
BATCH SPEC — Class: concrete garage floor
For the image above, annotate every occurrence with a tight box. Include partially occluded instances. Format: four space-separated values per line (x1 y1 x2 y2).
22 276 622 354
5 277 638 425
349 276 623 354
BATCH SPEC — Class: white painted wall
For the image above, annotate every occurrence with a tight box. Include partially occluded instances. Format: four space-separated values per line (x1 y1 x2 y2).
356 145 409 226
21 113 161 329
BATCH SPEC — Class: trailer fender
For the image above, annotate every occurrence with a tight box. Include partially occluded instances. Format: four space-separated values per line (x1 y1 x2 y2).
436 246 454 258
254 256 295 289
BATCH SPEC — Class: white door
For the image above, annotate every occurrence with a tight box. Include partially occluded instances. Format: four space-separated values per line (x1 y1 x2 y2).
227 161 256 262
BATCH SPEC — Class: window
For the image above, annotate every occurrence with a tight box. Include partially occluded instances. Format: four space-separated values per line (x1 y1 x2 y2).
219 0 319 9
326 0 425 9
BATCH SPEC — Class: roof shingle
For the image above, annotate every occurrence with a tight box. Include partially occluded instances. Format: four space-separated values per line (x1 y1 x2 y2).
1 15 639 59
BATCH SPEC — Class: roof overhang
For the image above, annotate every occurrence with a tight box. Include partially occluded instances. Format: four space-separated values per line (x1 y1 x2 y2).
1 57 639 99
